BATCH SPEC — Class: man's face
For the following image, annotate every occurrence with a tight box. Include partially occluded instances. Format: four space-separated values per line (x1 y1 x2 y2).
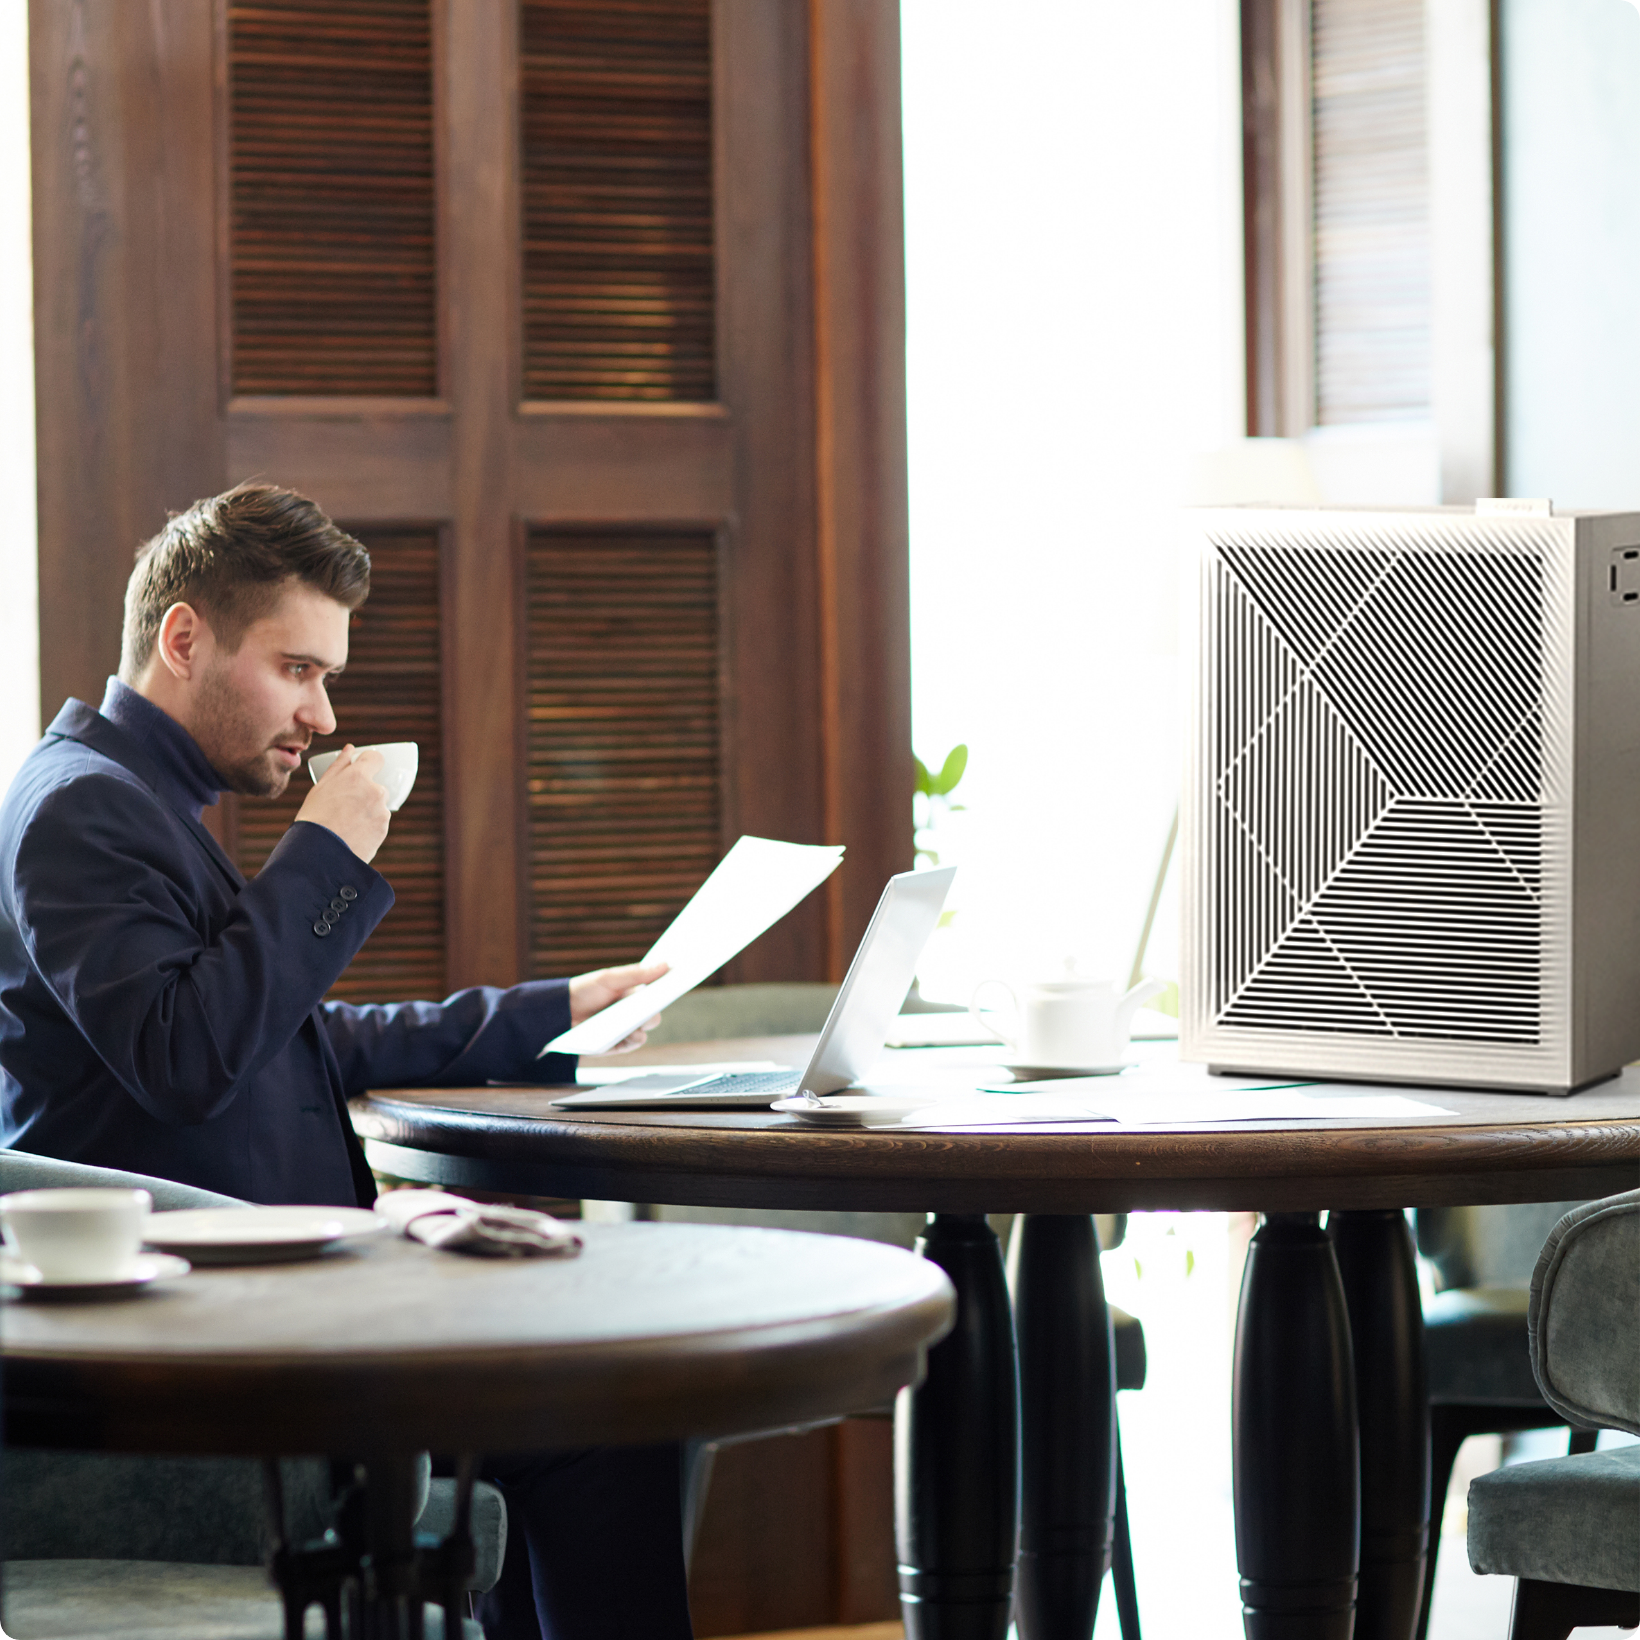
191 582 351 798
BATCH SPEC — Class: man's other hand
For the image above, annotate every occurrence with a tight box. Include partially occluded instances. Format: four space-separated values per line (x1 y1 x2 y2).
568 960 669 1052
294 745 391 864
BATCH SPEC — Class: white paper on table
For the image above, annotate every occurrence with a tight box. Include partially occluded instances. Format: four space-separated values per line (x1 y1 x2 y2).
916 1088 1455 1129
540 837 845 1056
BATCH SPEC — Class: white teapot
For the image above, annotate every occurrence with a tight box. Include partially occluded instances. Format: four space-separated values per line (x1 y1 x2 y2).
970 976 1166 1071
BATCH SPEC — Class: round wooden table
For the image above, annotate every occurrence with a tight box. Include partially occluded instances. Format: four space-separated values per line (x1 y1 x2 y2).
3 1221 954 1639
354 1040 1640 1640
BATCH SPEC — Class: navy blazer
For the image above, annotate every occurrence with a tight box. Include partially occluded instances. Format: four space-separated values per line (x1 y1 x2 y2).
0 699 572 1206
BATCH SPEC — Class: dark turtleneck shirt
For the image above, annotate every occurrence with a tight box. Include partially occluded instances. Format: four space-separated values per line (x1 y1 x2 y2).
98 676 226 821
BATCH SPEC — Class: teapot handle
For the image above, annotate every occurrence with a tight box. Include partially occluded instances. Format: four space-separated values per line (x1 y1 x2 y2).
969 980 1020 1053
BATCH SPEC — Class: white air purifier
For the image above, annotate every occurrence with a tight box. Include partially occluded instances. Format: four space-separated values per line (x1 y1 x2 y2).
1182 505 1640 1094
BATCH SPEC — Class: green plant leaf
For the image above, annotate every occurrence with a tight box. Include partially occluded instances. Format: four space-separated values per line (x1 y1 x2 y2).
913 755 933 798
934 744 969 796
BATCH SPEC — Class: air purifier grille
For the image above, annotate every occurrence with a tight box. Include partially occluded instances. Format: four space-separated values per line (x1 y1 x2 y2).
1191 513 1572 1066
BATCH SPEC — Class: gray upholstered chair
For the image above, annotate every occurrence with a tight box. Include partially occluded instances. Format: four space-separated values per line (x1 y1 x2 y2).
1412 1200 1595 1638
1465 1188 1640 1640
0 1151 504 1638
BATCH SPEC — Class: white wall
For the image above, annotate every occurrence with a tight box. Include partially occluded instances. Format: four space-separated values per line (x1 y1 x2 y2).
0 0 35 789
1502 0 1640 507
902 0 1245 999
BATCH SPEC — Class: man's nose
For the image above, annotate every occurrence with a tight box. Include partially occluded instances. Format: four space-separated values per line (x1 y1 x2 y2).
298 686 337 738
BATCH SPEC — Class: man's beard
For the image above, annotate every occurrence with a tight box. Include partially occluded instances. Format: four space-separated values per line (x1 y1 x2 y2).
193 664 308 799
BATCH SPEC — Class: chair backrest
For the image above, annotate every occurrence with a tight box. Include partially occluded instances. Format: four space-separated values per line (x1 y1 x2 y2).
1529 1188 1640 1436
641 982 841 1047
1414 1201 1587 1292
0 1151 244 1211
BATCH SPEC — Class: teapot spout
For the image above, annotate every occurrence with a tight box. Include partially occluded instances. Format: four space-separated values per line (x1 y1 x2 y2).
1114 978 1167 1036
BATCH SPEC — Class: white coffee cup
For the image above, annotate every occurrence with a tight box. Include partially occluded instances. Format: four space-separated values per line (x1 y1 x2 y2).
0 1187 152 1281
970 977 1166 1070
308 742 419 813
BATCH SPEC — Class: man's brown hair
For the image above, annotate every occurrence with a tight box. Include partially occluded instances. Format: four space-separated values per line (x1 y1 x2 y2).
119 483 371 680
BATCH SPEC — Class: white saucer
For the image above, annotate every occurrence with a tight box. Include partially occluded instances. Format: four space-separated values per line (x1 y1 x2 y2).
1002 1063 1133 1080
772 1094 937 1126
0 1252 191 1299
144 1206 387 1265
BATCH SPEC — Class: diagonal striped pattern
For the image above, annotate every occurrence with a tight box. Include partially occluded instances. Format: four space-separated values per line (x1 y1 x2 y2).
1199 517 1561 1048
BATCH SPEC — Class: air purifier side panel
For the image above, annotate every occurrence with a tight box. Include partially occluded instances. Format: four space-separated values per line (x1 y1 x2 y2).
1572 514 1640 1085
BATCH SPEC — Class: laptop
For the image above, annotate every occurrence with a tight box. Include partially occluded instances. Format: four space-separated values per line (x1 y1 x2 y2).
549 865 958 1110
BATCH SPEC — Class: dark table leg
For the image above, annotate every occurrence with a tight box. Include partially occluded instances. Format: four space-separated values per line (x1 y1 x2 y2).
1234 1212 1359 1640
267 1453 475 1640
1009 1214 1117 1640
897 1212 1020 1640
1331 1210 1430 1640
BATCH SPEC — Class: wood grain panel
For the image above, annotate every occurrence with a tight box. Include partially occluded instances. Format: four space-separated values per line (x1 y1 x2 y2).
712 0 826 984
235 528 447 1002
31 0 225 717
512 404 731 520
225 402 454 520
524 528 721 977
809 0 914 973
519 0 716 401
228 0 437 395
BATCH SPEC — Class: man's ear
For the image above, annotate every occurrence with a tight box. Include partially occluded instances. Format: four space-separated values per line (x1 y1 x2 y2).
154 602 215 683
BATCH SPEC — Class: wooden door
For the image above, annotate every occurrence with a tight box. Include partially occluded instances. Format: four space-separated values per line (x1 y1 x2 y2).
32 0 912 997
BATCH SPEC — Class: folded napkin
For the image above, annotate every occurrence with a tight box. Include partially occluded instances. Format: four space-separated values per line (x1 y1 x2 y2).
375 1190 583 1259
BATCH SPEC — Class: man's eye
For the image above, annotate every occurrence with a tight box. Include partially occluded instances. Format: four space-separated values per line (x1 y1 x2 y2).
289 665 309 678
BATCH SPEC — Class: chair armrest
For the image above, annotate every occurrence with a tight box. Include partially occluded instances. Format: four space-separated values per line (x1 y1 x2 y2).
1529 1189 1640 1436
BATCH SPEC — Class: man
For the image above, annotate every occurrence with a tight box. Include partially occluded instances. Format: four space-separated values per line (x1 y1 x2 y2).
0 483 691 1639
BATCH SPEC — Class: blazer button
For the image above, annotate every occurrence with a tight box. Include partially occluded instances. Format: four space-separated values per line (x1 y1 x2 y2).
329 897 347 915
313 921 331 937
339 886 358 901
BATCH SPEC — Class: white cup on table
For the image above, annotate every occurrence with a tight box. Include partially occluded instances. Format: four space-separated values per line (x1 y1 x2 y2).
0 1187 152 1281
308 742 419 812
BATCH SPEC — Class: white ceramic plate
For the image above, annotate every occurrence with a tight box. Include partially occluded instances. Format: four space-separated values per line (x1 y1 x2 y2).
0 1251 191 1299
144 1207 387 1265
1001 1062 1133 1080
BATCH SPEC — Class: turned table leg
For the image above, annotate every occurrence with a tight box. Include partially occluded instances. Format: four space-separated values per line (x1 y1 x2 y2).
897 1212 1021 1640
1009 1214 1117 1640
1234 1212 1360 1640
1331 1209 1430 1640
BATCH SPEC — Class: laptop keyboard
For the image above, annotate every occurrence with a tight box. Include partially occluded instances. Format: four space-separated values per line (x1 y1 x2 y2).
673 1070 802 1098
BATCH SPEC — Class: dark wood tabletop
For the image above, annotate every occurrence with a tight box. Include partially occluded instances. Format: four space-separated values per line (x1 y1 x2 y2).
1 1221 954 1457
352 1035 1640 1214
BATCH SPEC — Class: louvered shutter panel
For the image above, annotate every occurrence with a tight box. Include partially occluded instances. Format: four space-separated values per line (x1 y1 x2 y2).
525 529 721 978
519 0 716 401
229 0 437 396
234 528 447 1003
1311 0 1432 424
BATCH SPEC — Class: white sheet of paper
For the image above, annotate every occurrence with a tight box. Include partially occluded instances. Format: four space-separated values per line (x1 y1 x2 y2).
912 1088 1454 1129
540 837 845 1056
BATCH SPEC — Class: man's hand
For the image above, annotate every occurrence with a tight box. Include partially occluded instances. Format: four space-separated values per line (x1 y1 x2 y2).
568 959 669 1053
294 746 391 864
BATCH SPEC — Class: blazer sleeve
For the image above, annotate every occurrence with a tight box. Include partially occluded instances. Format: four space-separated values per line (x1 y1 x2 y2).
10 774 393 1125
320 979 575 1094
